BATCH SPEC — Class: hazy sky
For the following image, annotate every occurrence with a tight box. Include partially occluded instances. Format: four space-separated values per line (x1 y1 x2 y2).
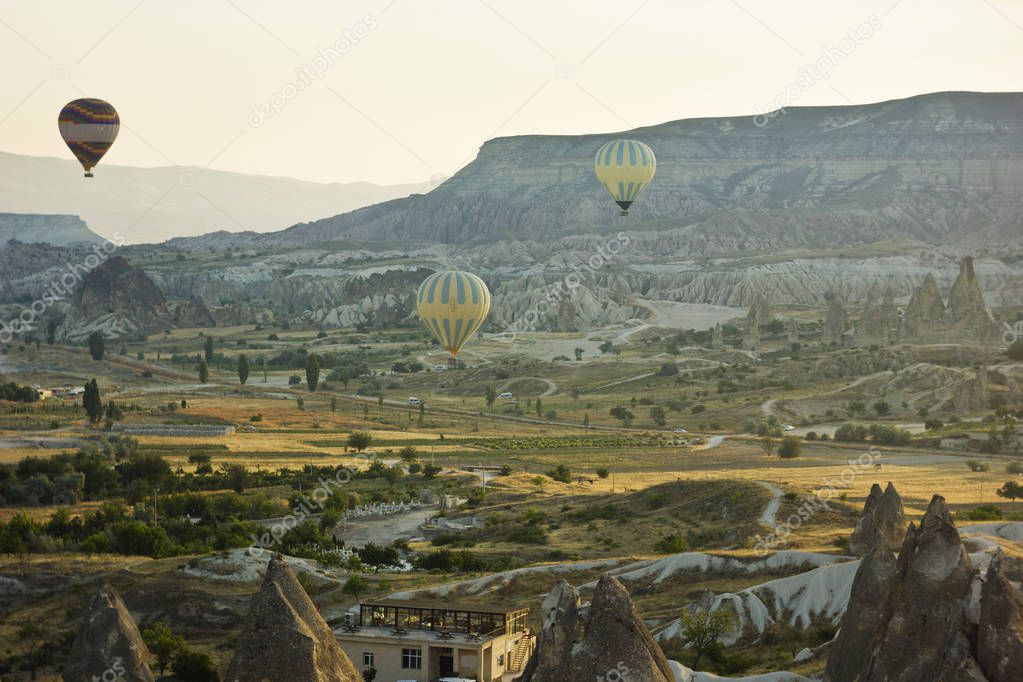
1 0 1022 186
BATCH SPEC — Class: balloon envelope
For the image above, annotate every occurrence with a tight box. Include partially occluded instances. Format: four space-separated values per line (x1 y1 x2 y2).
594 139 656 214
417 271 491 359
58 98 119 177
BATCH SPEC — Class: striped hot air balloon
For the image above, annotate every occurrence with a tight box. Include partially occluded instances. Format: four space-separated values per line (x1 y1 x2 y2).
416 271 491 363
58 98 120 177
594 139 656 215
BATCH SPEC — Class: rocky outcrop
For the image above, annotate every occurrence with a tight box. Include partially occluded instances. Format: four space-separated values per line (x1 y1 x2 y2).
903 258 1000 342
64 585 155 682
903 273 947 338
743 298 761 350
849 482 906 556
712 322 724 349
824 543 897 682
225 554 360 682
977 550 1023 682
0 213 102 247
858 282 899 344
824 293 848 346
835 495 987 682
523 575 674 682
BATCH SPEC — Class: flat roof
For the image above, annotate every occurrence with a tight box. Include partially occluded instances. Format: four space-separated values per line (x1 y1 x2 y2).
361 600 528 616
334 625 502 646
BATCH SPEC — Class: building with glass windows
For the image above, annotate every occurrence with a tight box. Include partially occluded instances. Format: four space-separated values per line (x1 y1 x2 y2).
334 599 534 682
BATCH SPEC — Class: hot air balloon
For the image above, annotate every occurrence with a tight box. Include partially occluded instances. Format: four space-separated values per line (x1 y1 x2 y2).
417 271 491 364
58 98 119 177
594 139 656 215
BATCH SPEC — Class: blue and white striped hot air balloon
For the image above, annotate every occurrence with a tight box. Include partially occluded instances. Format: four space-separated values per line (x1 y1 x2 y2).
594 139 656 215
416 271 491 362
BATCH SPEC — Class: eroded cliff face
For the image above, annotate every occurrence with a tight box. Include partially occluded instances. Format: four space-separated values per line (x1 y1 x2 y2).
64 585 155 682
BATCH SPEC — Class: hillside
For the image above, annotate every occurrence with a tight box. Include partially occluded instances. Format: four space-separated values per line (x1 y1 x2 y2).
240 91 1023 252
0 151 432 243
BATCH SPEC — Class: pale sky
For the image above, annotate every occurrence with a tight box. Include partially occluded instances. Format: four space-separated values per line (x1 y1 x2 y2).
1 0 1022 186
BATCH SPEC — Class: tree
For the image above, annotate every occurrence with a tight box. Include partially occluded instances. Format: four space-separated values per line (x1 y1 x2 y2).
172 648 220 682
598 340 614 354
583 413 590 428
198 357 209 383
485 384 497 412
399 446 418 462
306 353 321 392
778 436 802 459
83 379 103 423
678 607 732 668
88 331 105 361
226 464 248 493
596 467 609 479
343 574 369 602
873 399 891 416
237 354 250 385
203 336 214 363
759 437 776 457
331 396 338 413
45 319 57 345
996 480 1023 501
188 452 213 475
16 622 51 681
649 406 667 427
574 347 584 361
142 622 185 675
348 431 372 452
535 397 542 418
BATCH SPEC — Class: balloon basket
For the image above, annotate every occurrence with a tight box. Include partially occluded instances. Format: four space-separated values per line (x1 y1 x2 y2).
619 209 629 217
84 172 94 178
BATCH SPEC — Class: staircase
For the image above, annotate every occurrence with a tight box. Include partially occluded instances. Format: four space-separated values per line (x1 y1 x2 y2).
508 633 535 672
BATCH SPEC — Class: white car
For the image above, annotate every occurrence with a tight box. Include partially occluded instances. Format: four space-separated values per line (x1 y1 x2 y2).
408 397 423 406
783 424 796 432
498 392 514 399
673 427 688 433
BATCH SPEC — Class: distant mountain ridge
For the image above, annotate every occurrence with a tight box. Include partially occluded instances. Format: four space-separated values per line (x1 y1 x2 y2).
218 91 1023 252
0 151 432 244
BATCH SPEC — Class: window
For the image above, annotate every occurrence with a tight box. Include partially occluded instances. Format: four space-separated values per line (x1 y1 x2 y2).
362 653 374 668
498 654 505 667
402 648 422 670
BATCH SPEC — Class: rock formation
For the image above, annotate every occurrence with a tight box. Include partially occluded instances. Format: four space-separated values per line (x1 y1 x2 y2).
823 543 897 682
522 576 674 682
824 293 848 346
848 482 906 556
786 318 799 347
64 585 155 682
829 495 989 682
858 282 899 344
225 554 360 682
977 550 1023 682
902 258 1000 342
743 299 760 350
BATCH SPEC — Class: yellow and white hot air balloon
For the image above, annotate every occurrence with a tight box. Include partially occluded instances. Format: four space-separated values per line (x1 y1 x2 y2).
416 271 491 363
594 139 656 215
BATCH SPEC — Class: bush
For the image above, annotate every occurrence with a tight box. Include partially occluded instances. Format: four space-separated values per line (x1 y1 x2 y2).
172 649 220 682
545 464 571 484
965 505 1003 521
655 533 687 554
778 436 801 459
